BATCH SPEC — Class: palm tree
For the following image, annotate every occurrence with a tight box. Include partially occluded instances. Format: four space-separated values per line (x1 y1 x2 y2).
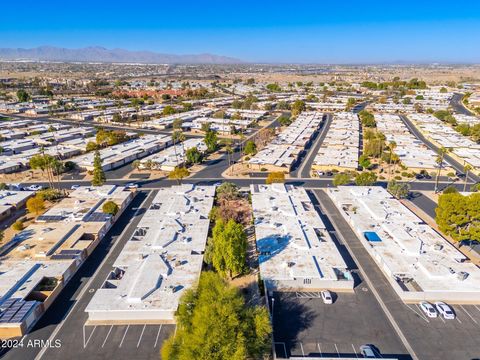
435 147 449 193
463 164 473 192
388 140 397 177
172 130 182 167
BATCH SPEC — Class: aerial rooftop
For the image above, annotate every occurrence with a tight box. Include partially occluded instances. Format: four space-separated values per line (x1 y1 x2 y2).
86 184 216 324
328 186 480 303
251 183 353 291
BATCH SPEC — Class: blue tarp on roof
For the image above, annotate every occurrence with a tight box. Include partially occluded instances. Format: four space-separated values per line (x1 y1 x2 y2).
364 231 382 242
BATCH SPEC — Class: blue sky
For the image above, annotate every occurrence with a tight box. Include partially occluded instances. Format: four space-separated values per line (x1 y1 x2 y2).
1 0 480 63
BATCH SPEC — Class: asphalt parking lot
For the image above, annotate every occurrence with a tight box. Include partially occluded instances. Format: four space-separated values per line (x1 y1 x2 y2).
315 189 480 360
77 324 175 360
271 285 410 359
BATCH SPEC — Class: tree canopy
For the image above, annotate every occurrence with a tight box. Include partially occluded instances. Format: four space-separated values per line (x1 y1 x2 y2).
92 150 106 186
161 272 271 360
185 147 203 165
210 219 247 279
102 201 119 216
435 192 480 242
266 172 285 184
355 172 377 186
168 167 190 184
27 196 45 215
333 173 352 186
204 130 218 153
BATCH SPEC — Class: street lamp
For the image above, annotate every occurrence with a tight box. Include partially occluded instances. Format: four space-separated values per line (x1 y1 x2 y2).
271 297 275 322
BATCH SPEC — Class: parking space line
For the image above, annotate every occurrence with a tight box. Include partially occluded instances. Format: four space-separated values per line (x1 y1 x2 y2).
405 304 429 323
317 343 323 358
154 325 162 348
101 325 113 348
300 342 305 356
137 324 146 348
474 305 480 314
274 342 287 358
455 314 462 324
439 315 445 323
119 325 130 348
351 344 358 359
84 326 97 348
334 343 340 357
460 306 478 324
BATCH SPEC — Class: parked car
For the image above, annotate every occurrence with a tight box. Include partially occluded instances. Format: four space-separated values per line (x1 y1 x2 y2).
360 344 380 358
70 185 80 190
419 301 438 318
26 185 43 191
125 182 139 190
435 302 455 320
321 290 333 304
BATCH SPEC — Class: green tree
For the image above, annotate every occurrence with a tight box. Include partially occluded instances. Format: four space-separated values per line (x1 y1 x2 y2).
291 100 306 117
102 200 119 215
435 192 480 242
359 110 376 128
358 154 371 169
278 114 292 126
266 172 285 184
204 130 218 153
346 97 356 110
168 166 190 184
266 83 282 92
333 173 352 186
355 172 377 186
92 150 106 186
161 272 271 360
387 180 410 199
12 220 24 231
211 219 247 278
27 196 45 215
17 89 30 102
243 140 257 155
0 182 7 190
172 118 183 130
86 141 98 152
216 182 240 201
185 147 203 165
434 147 449 193
163 105 176 116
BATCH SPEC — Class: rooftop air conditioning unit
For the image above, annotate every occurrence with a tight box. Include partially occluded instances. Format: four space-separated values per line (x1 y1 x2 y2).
457 272 469 281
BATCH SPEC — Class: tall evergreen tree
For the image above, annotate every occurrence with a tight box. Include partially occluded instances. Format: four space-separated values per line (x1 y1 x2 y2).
92 150 106 186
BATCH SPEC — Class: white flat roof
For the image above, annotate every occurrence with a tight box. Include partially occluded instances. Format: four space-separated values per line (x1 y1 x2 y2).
251 184 350 288
85 185 215 320
327 186 480 296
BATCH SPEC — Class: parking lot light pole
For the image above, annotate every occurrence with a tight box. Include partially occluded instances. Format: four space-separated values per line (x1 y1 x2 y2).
271 297 275 321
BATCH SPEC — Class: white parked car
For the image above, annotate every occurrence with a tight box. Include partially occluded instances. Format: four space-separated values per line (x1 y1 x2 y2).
26 185 43 191
435 302 455 320
360 344 379 358
70 185 80 190
419 301 438 318
321 290 333 304
125 182 139 189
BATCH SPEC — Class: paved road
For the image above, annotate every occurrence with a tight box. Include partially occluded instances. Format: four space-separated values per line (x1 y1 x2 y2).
314 189 480 360
7 114 183 137
450 93 474 116
191 113 282 179
1 190 155 360
291 113 332 178
399 114 479 184
409 191 438 218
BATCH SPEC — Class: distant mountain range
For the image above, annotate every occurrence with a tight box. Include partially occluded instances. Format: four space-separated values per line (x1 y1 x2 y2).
0 46 244 64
